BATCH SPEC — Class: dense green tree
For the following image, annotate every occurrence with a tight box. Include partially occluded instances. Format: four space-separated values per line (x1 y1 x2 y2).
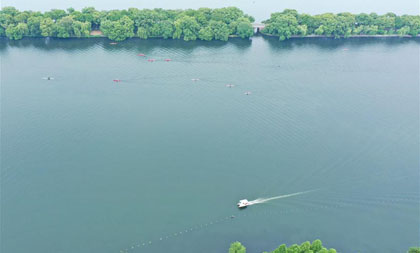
136 26 148 39
409 247 420 253
310 239 323 251
5 22 28 39
263 9 420 39
101 16 134 41
27 16 42 36
211 7 244 24
198 26 213 40
173 15 200 41
271 244 287 253
235 18 253 38
55 16 74 38
398 26 410 36
72 20 90 37
40 17 55 36
297 24 307 36
14 12 29 23
0 13 15 29
263 13 299 40
260 239 336 253
229 242 246 253
408 17 420 36
1 7 19 17
45 9 67 20
210 20 229 41
2 7 420 41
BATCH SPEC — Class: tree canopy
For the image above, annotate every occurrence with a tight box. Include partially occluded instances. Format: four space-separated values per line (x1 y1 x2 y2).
228 239 337 253
262 9 420 40
264 239 336 253
2 7 419 41
229 242 246 253
0 6 254 41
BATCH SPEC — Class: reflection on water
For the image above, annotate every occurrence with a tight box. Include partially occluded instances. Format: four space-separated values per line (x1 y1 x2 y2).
0 37 253 52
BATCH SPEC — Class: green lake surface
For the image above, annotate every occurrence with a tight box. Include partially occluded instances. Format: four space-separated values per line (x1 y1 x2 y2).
1 36 419 253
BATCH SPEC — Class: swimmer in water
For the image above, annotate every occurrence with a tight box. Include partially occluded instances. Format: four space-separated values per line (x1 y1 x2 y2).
244 91 251 95
226 84 234 88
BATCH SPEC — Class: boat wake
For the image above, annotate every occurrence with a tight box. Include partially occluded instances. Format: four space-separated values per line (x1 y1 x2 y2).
247 189 318 206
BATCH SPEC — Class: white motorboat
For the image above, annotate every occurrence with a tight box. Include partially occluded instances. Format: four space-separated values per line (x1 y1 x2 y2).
237 199 250 208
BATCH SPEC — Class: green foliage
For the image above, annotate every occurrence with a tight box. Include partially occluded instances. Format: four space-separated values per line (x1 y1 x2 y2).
262 9 420 40
27 16 42 36
198 26 213 40
0 6 255 41
264 239 336 253
5 22 28 39
262 11 299 40
229 241 246 253
40 17 55 37
409 247 420 253
72 20 91 37
210 20 229 41
236 18 254 38
101 16 134 41
2 7 420 41
55 16 74 38
173 15 200 41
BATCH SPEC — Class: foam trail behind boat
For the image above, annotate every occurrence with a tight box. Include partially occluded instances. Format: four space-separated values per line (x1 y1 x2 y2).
248 189 318 205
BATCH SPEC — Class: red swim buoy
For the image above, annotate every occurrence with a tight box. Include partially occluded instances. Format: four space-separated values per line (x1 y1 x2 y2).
113 79 121 82
137 53 145 56
147 59 156 62
164 59 172 62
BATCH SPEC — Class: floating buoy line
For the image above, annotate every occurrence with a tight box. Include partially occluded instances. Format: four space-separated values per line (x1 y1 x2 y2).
117 190 418 252
118 213 240 253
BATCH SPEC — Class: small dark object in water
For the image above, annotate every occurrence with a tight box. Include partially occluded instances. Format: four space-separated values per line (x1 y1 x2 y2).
230 215 235 219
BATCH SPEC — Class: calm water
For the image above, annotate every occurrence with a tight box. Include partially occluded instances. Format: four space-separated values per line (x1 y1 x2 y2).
1 37 419 253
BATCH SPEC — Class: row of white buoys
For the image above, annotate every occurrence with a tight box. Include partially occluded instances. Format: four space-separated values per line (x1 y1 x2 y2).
119 214 239 252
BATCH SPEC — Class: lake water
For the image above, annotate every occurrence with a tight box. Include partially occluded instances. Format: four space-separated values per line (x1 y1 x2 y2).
1 36 419 253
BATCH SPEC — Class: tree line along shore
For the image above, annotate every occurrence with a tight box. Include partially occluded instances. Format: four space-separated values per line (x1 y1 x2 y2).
1 6 419 42
228 240 420 253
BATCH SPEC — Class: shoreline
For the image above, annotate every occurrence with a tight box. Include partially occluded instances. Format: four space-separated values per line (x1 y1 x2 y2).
2 34 419 41
259 32 420 39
